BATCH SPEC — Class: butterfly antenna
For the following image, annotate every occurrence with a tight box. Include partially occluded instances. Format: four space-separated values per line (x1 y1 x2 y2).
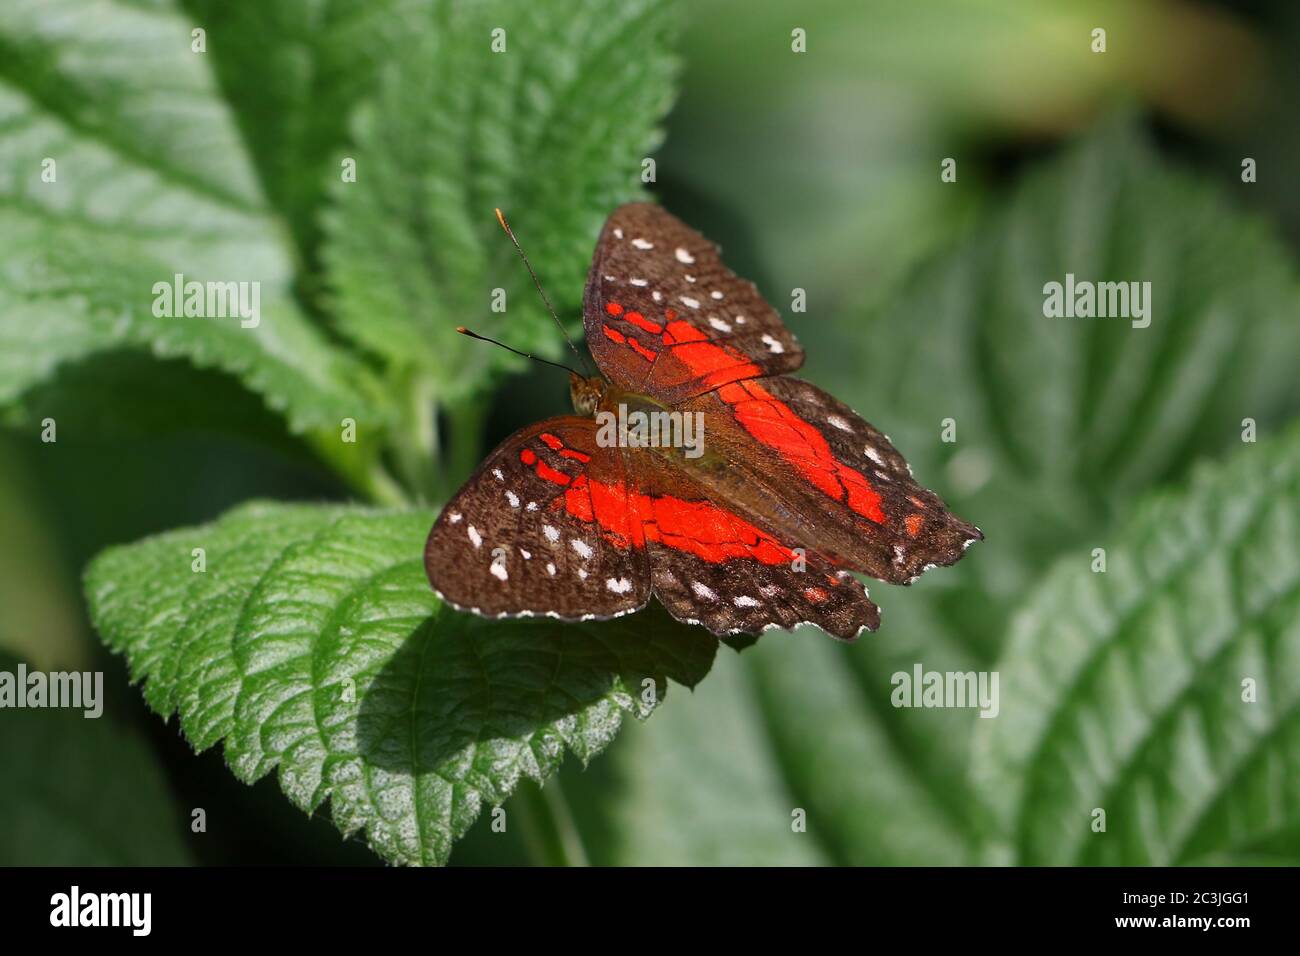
456 326 581 377
494 208 594 375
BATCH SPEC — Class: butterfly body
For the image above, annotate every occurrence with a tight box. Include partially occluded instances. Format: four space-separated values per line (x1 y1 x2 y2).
426 204 981 639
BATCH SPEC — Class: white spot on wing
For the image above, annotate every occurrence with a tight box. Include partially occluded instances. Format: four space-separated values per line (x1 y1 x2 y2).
447 511 463 524
614 227 624 239
691 581 717 601
505 490 520 507
735 315 747 324
708 316 731 333
865 446 885 465
543 525 560 543
710 290 723 300
761 333 785 354
490 561 508 582
827 415 851 432
652 291 662 302
492 468 504 481
519 548 531 559
733 595 759 607
632 237 653 250
605 577 633 594
526 501 538 511
680 296 700 309
578 568 589 580
675 247 695 264
571 539 594 559
630 278 647 287
546 562 556 575
467 525 482 548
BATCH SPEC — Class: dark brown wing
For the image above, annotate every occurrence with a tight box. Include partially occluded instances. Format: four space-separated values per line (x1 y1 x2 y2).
425 418 651 621
583 203 804 402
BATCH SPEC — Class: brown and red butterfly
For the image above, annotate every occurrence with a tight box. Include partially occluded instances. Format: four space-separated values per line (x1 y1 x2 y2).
425 203 981 640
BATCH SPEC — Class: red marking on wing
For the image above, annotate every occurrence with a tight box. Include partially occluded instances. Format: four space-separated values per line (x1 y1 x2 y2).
603 321 653 363
535 461 571 485
519 444 573 486
660 320 762 388
556 472 797 566
539 433 564 450
560 449 591 463
624 311 662 334
605 302 624 316
905 514 924 537
717 380 886 524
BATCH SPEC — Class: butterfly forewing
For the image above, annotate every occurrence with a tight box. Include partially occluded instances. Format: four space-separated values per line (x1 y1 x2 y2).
583 203 804 401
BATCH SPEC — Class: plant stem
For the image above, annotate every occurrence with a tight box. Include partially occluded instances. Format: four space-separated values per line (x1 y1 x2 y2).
512 777 590 867
362 461 413 507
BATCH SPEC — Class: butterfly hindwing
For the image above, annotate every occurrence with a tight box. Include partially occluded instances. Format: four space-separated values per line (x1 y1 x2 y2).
583 203 804 402
626 454 880 640
424 418 651 621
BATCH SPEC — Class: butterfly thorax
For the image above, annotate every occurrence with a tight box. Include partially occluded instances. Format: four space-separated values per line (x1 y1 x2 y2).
568 372 607 416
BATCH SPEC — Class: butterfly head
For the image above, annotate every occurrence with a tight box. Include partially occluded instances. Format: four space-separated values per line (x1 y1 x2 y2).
569 372 607 417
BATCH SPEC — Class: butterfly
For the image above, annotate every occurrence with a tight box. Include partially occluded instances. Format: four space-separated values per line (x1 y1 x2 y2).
425 203 981 640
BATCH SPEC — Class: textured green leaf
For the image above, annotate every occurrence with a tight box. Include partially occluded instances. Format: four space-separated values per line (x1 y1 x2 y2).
178 0 417 259
840 122 1299 640
322 0 680 397
567 123 1300 866
973 422 1300 865
779 122 1300 854
0 655 192 865
0 0 387 436
84 501 716 865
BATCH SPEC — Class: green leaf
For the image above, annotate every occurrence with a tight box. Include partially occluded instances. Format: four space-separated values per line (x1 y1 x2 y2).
571 628 985 865
564 122 1300 866
567 649 829 866
972 422 1300 865
177 0 412 260
795 121 1299 851
84 501 716 866
321 0 680 397
0 0 388 437
0 654 192 865
840 121 1299 637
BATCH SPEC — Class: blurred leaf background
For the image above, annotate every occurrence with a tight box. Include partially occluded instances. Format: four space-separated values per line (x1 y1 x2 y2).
1 0 1298 865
